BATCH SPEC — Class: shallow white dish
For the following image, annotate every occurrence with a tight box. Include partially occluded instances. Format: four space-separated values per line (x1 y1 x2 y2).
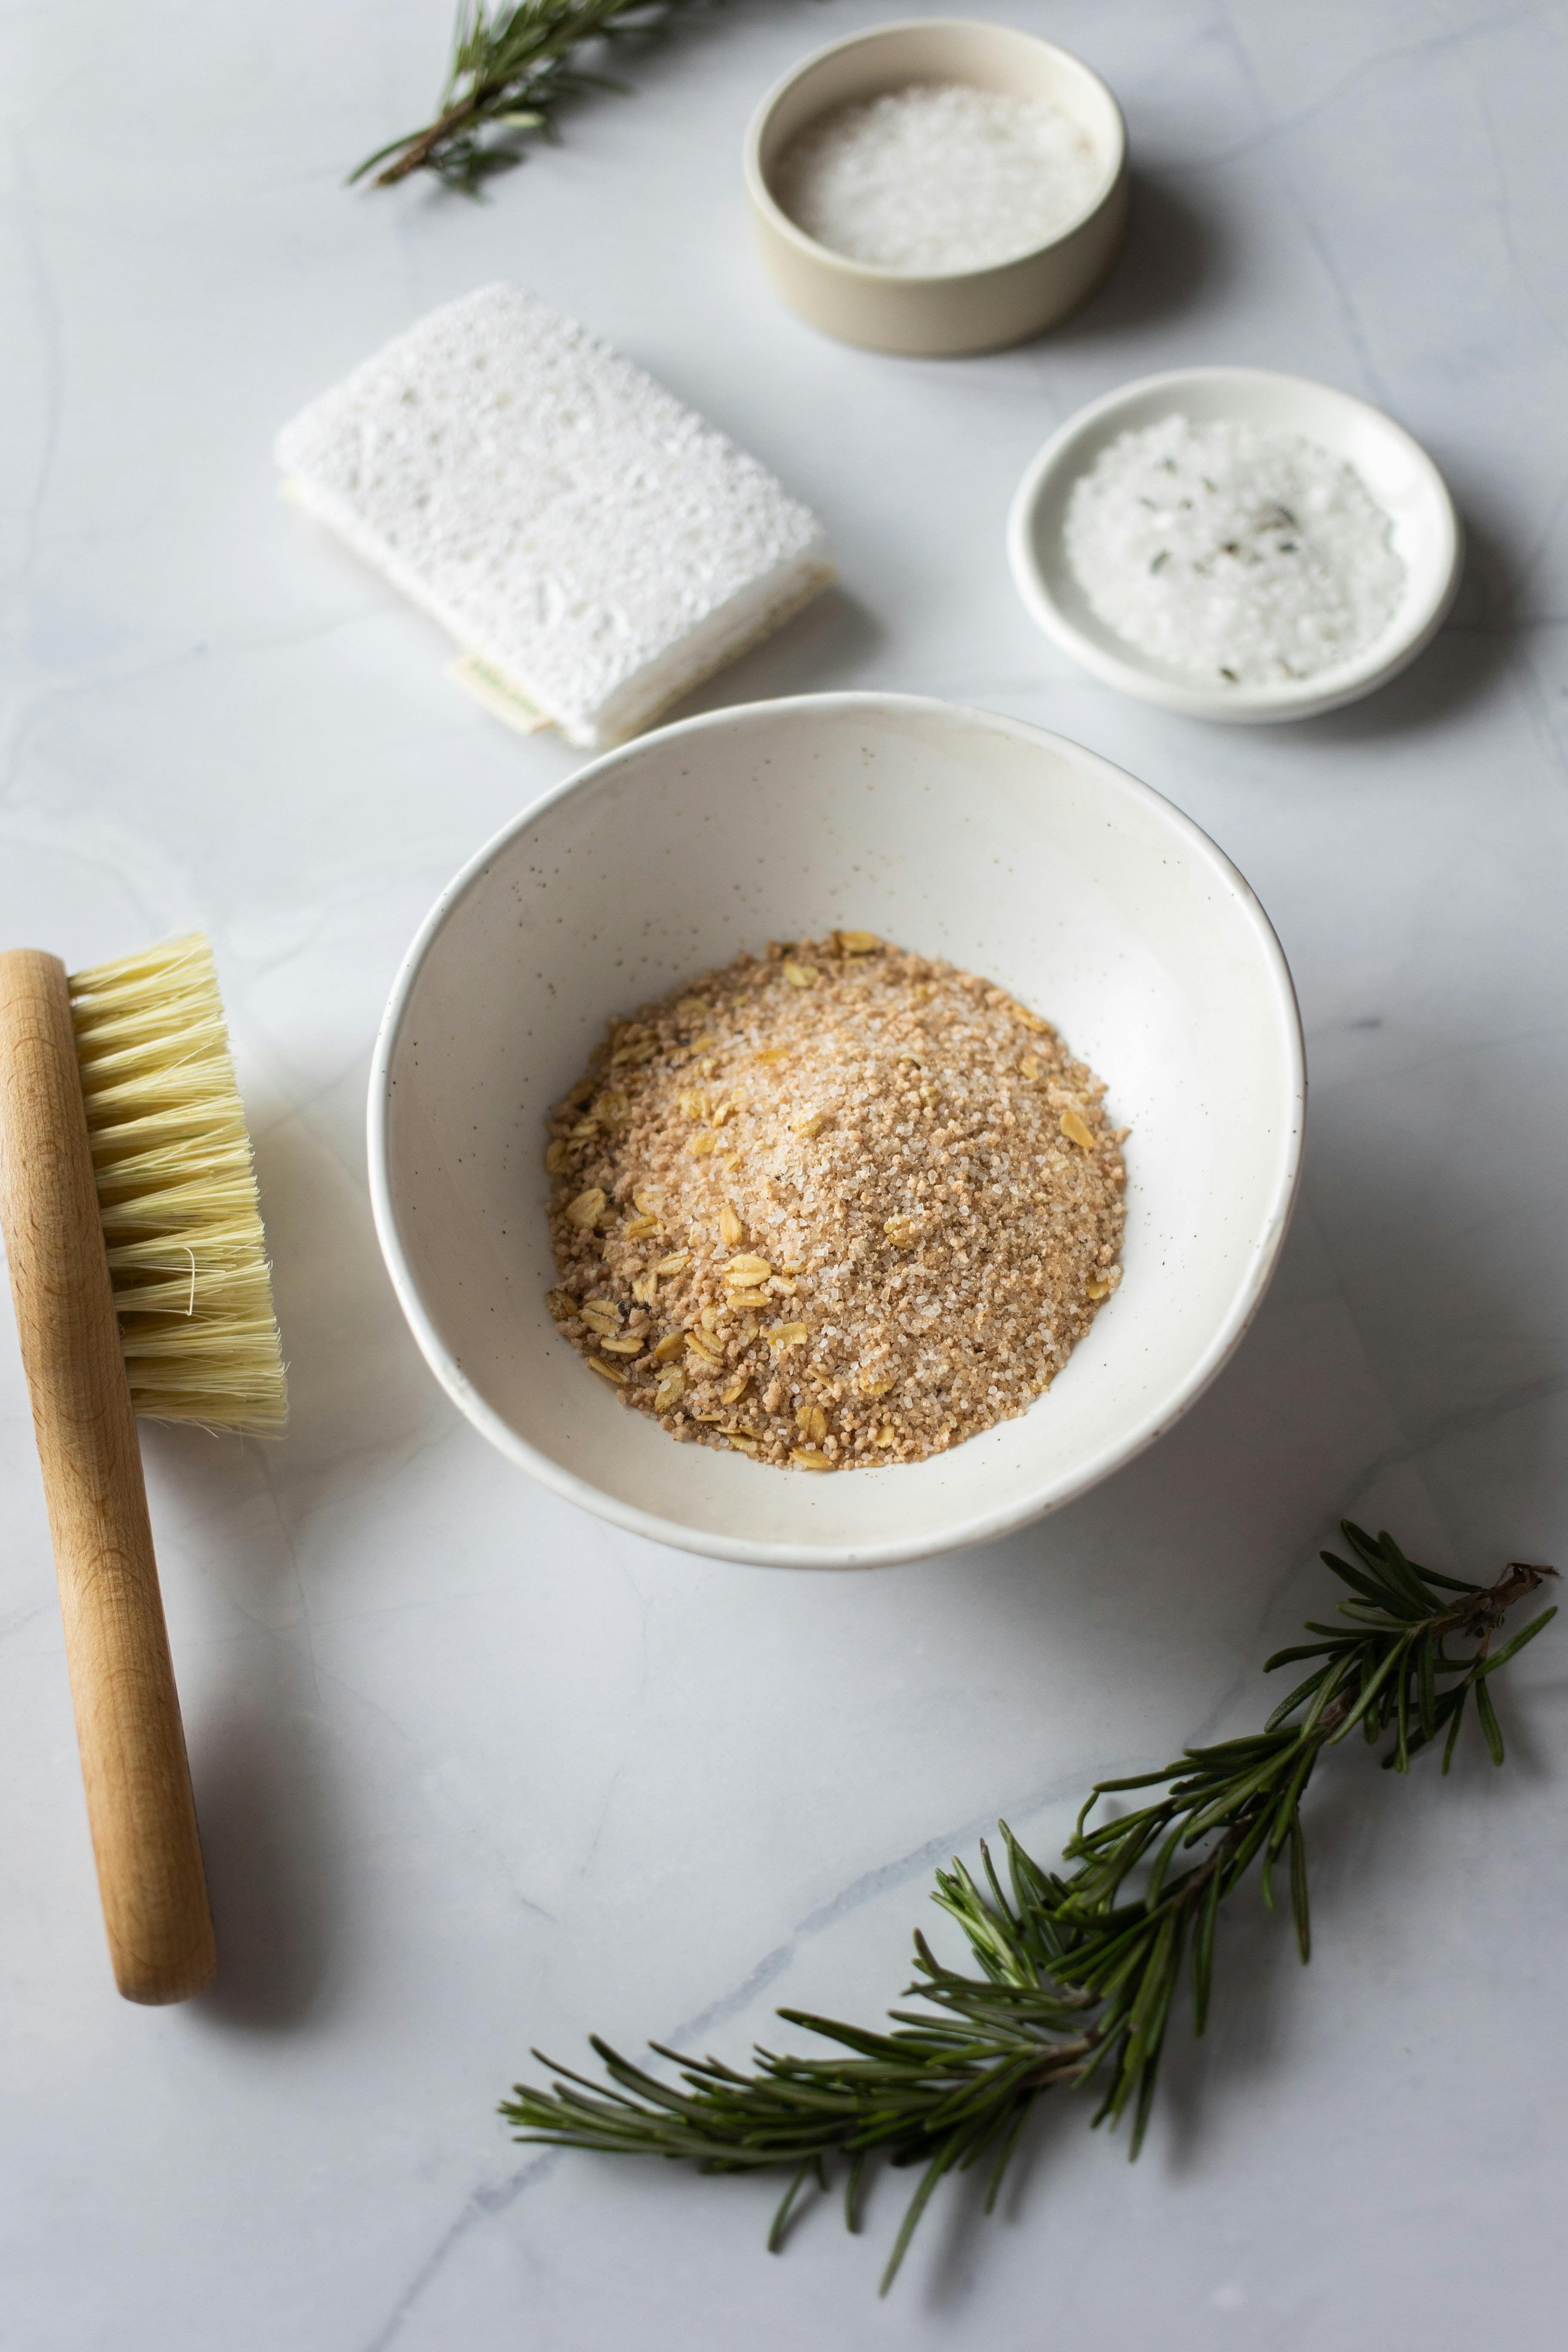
1008 367 1463 723
368 693 1304 1569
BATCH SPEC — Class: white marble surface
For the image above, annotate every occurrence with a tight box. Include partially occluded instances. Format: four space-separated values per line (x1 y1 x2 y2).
4 2 1568 2344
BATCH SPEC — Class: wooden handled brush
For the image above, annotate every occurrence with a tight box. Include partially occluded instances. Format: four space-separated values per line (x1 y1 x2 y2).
0 935 286 2005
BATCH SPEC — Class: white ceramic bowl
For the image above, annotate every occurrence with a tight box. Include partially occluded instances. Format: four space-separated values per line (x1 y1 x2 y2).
368 694 1304 1569
744 18 1127 357
1008 367 1463 722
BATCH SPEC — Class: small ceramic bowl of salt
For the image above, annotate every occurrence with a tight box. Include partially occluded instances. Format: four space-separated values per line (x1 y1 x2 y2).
1008 368 1463 722
745 18 1127 357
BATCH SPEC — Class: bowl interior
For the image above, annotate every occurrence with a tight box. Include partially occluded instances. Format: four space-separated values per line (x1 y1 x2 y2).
1012 369 1461 720
372 696 1302 1566
754 19 1124 271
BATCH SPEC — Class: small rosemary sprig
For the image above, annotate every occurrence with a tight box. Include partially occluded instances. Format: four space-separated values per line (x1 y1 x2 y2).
351 0 720 195
502 1526 1556 2293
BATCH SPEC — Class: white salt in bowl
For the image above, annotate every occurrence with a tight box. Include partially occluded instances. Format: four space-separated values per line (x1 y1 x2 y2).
1009 367 1462 722
368 693 1304 1569
745 20 1127 357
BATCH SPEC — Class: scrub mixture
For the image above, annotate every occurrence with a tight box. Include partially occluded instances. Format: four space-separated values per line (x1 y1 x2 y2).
543 934 1126 1470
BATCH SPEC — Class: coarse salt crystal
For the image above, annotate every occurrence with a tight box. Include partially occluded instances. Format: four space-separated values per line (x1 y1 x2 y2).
775 81 1101 276
1063 414 1406 685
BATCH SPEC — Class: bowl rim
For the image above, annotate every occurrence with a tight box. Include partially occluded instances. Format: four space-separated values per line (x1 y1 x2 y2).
367 691 1306 1570
742 16 1127 291
1007 364 1464 723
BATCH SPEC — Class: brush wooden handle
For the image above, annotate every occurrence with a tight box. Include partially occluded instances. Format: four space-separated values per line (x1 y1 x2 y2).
0 949 216 2004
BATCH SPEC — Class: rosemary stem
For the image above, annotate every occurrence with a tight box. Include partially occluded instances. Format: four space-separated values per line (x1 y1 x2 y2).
500 1534 1556 2291
371 96 483 186
351 0 720 197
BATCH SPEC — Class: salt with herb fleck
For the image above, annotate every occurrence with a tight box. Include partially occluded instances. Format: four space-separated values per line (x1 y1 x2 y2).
1063 415 1406 685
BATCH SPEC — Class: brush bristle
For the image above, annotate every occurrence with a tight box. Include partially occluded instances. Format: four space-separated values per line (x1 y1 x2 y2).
67 934 288 1435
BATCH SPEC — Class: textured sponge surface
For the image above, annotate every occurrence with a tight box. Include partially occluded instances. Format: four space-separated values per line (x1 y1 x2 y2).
276 285 833 747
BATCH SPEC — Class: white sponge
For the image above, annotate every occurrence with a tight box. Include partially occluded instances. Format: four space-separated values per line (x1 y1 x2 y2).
276 285 835 750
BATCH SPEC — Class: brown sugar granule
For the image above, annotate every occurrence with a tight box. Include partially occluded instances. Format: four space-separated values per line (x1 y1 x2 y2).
542 934 1127 1471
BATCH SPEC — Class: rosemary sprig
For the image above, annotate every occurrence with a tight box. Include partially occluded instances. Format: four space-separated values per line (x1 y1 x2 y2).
502 1526 1556 2293
351 0 720 195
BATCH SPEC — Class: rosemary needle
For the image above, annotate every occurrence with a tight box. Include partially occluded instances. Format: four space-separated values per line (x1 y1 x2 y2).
502 1525 1556 2293
351 0 722 196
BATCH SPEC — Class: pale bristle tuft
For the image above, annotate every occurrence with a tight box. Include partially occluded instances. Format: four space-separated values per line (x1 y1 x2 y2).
67 934 288 1435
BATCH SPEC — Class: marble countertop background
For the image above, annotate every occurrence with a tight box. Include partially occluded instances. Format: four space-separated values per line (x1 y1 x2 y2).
4 2 1567 2345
